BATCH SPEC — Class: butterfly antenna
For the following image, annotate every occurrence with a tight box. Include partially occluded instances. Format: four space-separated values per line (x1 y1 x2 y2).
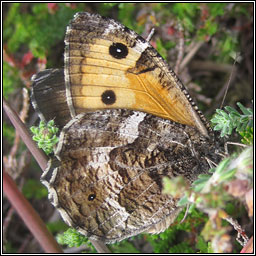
146 28 155 42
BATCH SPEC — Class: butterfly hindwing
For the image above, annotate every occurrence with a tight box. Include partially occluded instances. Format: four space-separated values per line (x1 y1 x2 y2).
42 109 218 243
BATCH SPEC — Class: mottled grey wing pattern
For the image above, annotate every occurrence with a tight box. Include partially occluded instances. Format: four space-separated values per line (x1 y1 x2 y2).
41 109 220 243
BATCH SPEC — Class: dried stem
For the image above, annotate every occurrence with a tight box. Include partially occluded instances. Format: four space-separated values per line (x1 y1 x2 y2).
180 41 204 72
174 22 184 74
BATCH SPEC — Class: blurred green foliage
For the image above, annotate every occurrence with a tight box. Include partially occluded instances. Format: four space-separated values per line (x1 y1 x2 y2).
3 122 15 144
4 3 83 58
109 239 140 253
3 62 20 99
22 179 48 199
162 145 252 253
57 227 141 253
145 207 210 253
3 242 16 254
57 207 210 253
46 220 69 235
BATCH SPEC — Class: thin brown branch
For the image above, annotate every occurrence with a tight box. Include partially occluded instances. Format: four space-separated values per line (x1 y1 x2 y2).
17 234 33 253
190 60 234 73
180 41 204 72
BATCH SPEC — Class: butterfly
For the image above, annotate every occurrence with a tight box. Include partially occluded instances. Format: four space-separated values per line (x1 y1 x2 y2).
31 12 223 243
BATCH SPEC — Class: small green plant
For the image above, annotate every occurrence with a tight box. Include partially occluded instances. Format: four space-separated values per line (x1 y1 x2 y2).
57 228 95 252
211 102 253 140
30 120 59 155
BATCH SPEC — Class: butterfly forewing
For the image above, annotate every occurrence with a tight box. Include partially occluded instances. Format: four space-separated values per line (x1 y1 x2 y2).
65 12 210 136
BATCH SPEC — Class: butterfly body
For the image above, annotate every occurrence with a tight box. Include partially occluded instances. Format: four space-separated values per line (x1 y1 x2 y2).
31 12 223 243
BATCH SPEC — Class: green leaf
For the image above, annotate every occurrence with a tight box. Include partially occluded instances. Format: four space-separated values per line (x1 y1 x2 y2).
193 174 211 189
3 122 15 143
214 158 230 175
46 220 68 234
237 102 252 115
224 106 240 116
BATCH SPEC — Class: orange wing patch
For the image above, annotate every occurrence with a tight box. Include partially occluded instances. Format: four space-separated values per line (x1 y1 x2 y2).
64 12 209 136
65 35 207 134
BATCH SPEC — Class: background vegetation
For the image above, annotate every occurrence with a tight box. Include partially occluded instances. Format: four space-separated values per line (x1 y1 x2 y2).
3 3 253 253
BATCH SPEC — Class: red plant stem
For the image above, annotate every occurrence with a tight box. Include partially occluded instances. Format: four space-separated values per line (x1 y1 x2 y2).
3 170 63 253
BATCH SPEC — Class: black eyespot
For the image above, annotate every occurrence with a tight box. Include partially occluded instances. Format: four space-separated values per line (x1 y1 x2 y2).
88 194 96 201
101 90 116 105
109 43 128 59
